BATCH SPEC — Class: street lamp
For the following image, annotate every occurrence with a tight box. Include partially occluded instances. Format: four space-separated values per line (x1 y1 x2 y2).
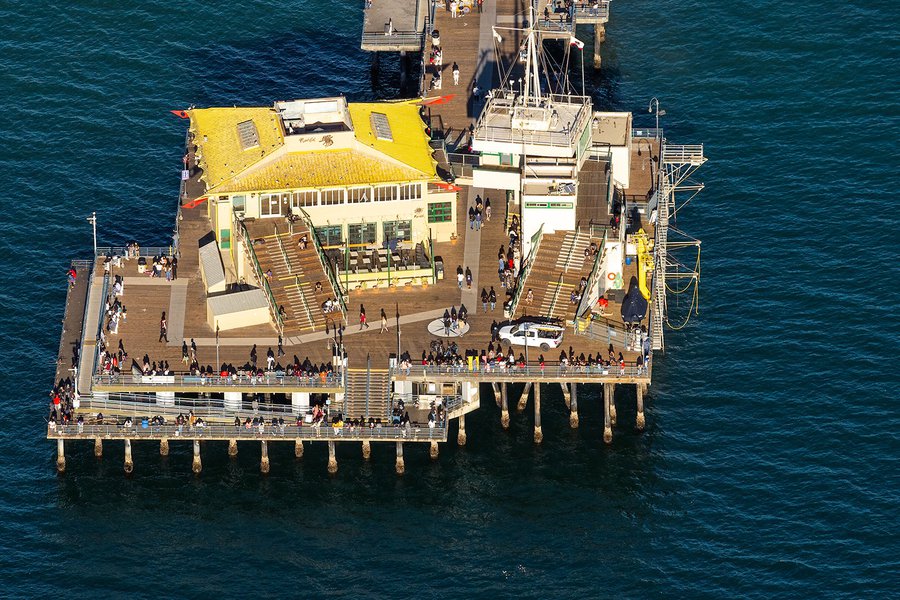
648 97 666 136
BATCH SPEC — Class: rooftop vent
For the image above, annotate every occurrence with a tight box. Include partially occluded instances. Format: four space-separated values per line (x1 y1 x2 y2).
370 112 393 141
237 120 260 150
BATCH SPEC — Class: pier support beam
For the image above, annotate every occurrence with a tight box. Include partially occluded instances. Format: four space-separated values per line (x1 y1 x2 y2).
56 439 65 474
124 439 133 474
362 440 371 460
295 439 304 458
260 441 270 474
492 383 501 407
430 441 439 460
603 384 613 444
192 440 202 474
594 25 605 70
560 382 571 409
160 438 169 456
228 439 238 457
517 382 532 412
327 440 338 474
396 441 405 475
501 383 510 429
636 384 646 431
570 383 579 429
534 383 543 444
94 437 103 458
609 383 617 426
457 415 467 446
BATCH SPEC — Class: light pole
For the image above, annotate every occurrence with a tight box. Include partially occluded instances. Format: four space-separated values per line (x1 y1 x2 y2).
86 212 97 256
648 97 666 137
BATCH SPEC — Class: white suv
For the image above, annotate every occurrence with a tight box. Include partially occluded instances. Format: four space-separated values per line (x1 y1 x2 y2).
498 322 564 351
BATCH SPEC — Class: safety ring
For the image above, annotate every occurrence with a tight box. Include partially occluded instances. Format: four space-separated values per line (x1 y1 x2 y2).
607 272 616 280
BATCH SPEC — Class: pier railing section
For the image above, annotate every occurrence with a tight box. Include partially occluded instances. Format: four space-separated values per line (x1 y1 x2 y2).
573 228 608 320
90 271 111 378
234 216 284 334
91 372 344 391
391 362 648 381
572 1 611 23
49 422 447 443
475 95 593 150
504 224 544 318
95 246 175 259
447 153 480 178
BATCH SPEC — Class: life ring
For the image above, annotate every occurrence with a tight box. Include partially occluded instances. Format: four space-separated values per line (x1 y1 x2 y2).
607 272 616 281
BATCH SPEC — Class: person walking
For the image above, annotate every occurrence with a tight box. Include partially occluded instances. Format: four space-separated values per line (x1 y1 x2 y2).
481 288 488 312
485 197 491 221
477 0 484 13
159 312 168 342
489 286 497 311
457 265 464 289
359 304 369 329
380 308 388 333
465 266 473 289
181 341 190 365
452 62 460 86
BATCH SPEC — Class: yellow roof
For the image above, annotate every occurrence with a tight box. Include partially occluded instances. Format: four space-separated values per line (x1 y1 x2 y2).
189 107 284 192
348 101 435 175
212 149 431 194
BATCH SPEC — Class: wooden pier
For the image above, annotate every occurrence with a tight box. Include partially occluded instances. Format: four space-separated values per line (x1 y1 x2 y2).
47 0 706 475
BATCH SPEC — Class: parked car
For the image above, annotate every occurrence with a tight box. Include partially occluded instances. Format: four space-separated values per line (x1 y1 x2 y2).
498 321 565 350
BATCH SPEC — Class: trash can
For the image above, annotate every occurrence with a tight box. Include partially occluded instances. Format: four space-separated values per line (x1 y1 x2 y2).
431 30 440 46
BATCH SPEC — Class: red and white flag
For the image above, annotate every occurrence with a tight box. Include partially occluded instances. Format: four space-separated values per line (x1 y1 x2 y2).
569 37 585 50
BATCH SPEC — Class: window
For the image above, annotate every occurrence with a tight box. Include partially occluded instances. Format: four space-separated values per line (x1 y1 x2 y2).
232 195 246 212
347 187 371 204
320 188 345 206
292 190 318 208
500 153 515 166
316 225 343 247
373 185 398 202
383 220 412 243
220 229 231 250
236 120 259 150
427 201 453 223
370 112 393 141
399 183 422 201
348 223 377 246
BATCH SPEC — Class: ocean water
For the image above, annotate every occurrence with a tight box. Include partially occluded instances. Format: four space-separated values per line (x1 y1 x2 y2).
1 0 898 597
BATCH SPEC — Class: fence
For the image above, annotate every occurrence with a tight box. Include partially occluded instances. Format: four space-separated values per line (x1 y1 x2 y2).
504 224 543 318
391 361 649 381
92 371 345 390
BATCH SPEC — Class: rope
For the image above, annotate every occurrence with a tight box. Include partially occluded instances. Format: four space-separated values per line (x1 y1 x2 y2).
665 246 701 330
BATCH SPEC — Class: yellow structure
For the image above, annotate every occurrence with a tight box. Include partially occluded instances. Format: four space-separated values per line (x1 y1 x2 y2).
634 229 654 300
187 97 457 251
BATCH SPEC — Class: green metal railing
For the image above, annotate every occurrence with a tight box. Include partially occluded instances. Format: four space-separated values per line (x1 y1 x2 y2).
235 217 284 334
295 207 348 319
504 223 543 318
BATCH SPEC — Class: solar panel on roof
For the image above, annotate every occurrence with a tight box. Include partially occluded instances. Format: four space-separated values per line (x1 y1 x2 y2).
370 112 393 141
237 120 260 150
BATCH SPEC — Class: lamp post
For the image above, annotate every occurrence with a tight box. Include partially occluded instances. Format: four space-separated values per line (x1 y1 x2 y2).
86 212 97 257
648 97 666 138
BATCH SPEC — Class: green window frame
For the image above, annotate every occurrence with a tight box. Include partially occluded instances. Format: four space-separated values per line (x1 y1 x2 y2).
348 222 377 246
383 220 412 243
427 201 453 223
316 225 343 247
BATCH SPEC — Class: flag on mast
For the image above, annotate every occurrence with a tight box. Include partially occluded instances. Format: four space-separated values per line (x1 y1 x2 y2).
569 37 585 50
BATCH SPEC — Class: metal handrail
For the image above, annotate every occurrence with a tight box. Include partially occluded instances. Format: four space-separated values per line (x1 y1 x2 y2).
295 275 315 331
96 246 173 258
48 422 447 442
573 2 611 21
391 361 648 380
505 223 543 318
295 207 348 319
574 229 607 318
235 217 284 334
273 223 292 275
91 371 344 389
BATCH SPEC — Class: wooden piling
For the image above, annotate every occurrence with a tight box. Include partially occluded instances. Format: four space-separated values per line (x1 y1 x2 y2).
327 440 338 474
492 382 501 408
396 441 405 475
124 439 134 474
534 383 543 444
362 439 371 460
594 25 605 69
609 383 617 426
636 383 646 431
569 383 579 429
228 439 238 457
260 441 270 474
56 439 65 474
295 439 305 458
160 438 169 456
457 414 467 446
500 382 510 429
94 437 103 458
430 441 439 460
560 382 571 409
603 384 613 444
192 439 202 474
517 382 532 412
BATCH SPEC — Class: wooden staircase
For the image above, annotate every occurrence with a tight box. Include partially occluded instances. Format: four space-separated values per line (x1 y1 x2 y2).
517 230 594 322
343 366 391 421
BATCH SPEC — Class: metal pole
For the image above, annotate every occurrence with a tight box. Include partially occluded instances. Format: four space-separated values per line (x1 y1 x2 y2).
395 302 401 365
87 212 97 256
523 323 529 373
215 324 220 370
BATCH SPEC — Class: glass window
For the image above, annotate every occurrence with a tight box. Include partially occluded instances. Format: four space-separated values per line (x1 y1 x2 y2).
399 183 422 201
320 188 345 206
316 225 343 247
348 223 377 246
374 185 398 202
427 201 453 223
383 220 412 243
292 190 318 208
347 187 371 204
232 195 246 212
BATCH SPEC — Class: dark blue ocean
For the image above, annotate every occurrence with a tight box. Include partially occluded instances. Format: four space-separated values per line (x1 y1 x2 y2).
1 1 898 597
